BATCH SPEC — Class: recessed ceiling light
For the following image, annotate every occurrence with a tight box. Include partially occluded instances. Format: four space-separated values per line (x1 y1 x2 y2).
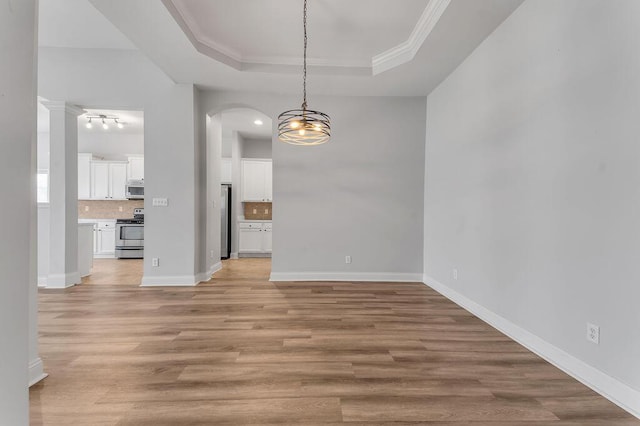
254 119 263 126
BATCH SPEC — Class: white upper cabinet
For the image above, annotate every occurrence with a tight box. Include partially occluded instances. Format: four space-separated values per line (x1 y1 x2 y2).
109 163 127 199
90 161 128 200
91 161 110 199
241 159 273 201
127 156 144 181
78 153 93 200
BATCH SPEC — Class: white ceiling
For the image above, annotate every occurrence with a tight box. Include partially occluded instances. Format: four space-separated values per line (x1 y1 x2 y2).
37 101 144 134
38 0 135 49
165 0 429 74
39 0 525 97
221 108 273 140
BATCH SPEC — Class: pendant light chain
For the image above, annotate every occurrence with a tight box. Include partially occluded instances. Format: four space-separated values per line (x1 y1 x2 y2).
302 0 308 110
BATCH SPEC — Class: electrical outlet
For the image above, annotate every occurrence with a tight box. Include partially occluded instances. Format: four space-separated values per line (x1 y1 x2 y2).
152 198 168 207
253 208 257 214
452 268 458 280
264 209 269 214
345 255 352 264
587 323 600 344
152 258 160 267
118 206 123 212
84 206 89 211
210 250 214 259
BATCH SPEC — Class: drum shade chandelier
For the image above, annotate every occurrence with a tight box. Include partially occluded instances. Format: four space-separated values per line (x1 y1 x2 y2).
278 0 330 146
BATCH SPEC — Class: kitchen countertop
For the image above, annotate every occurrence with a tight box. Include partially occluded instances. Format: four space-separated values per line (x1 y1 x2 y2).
79 218 115 224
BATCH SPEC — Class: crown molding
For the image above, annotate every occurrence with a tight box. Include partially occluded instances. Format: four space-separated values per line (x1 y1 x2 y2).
40 101 85 116
372 0 451 75
163 0 450 76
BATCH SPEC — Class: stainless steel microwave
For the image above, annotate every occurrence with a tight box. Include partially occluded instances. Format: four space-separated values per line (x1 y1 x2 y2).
126 179 144 199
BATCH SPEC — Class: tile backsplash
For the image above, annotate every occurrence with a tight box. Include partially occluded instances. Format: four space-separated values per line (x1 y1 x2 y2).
244 202 272 220
78 200 144 219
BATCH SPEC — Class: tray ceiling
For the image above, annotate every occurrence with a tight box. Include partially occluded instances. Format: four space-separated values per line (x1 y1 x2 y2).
164 0 449 75
67 0 526 97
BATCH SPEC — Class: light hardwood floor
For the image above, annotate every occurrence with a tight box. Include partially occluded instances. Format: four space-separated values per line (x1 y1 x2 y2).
30 258 638 425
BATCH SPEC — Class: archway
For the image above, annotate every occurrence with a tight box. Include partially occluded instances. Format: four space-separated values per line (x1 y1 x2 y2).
206 107 274 277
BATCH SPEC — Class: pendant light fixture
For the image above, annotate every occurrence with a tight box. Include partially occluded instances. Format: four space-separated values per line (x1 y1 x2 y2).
278 0 330 146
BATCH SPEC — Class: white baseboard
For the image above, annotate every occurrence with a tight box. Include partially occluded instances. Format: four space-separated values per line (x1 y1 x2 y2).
270 272 424 282
423 274 640 420
210 261 222 275
140 275 199 287
230 252 238 259
37 275 48 288
93 254 116 259
196 262 222 283
28 357 47 387
46 272 80 289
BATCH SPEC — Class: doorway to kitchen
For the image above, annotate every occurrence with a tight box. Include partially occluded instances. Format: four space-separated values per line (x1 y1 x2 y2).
36 103 145 288
207 107 273 278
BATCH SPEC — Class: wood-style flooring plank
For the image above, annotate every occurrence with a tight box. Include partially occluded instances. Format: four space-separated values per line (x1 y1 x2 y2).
29 258 638 425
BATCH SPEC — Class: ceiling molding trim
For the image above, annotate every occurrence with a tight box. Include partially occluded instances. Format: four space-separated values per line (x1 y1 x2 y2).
372 0 451 75
163 0 450 76
162 0 242 70
41 101 86 116
241 54 371 70
163 0 371 75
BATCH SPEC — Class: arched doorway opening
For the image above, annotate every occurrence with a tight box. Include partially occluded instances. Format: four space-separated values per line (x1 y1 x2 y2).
206 107 273 279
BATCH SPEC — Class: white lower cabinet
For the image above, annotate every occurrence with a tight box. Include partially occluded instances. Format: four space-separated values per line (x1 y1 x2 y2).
94 220 116 258
263 224 272 253
239 222 272 254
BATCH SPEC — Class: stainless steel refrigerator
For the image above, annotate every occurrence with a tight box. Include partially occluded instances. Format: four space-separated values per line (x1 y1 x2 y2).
221 184 232 259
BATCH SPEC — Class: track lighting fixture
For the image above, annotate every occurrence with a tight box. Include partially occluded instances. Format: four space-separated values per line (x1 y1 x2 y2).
84 114 125 130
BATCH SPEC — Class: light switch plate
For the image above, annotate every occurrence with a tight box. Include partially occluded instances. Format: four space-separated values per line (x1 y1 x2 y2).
152 198 168 207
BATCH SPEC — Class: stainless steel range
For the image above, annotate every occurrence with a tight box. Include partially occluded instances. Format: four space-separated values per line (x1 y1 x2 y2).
115 208 144 259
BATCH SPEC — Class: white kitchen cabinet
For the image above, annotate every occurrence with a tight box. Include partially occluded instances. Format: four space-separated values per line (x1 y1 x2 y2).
94 220 116 258
221 158 232 184
263 223 272 253
264 161 273 201
241 159 272 201
109 163 127 199
127 156 144 181
91 161 110 199
78 153 93 199
238 222 272 254
90 161 128 200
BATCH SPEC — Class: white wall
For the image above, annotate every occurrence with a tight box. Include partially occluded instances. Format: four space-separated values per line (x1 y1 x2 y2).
0 0 36 423
201 91 426 280
204 112 222 274
424 0 640 414
37 132 50 170
242 137 272 159
230 131 244 256
39 47 202 285
78 131 143 160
